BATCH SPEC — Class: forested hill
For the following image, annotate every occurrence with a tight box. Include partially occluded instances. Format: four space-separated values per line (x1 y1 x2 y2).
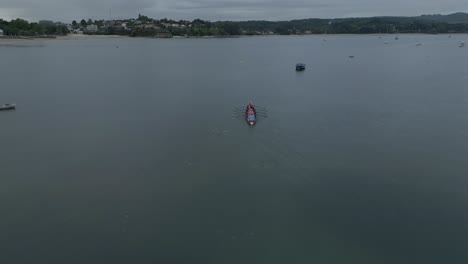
416 12 468 23
236 13 468 35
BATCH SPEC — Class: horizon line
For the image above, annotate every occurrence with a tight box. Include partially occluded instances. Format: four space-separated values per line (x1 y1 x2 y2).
2 11 467 24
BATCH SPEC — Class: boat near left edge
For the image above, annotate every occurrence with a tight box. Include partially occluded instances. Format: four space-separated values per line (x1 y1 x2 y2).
0 103 16 111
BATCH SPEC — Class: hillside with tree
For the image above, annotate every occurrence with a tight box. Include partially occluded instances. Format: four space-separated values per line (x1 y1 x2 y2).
1 13 468 38
0 19 68 36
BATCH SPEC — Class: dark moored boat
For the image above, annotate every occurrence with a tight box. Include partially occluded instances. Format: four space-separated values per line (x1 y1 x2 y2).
296 63 306 71
0 103 16 111
245 102 256 126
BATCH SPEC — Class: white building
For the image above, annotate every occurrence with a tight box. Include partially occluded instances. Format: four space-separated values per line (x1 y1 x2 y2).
86 24 98 32
0 29 3 36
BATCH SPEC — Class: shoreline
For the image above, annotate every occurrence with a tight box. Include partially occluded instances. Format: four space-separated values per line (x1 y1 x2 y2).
1 32 467 42
56 34 130 40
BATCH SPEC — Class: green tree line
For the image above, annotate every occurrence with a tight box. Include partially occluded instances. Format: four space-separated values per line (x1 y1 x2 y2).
0 19 69 36
165 21 241 36
235 16 468 34
128 16 468 36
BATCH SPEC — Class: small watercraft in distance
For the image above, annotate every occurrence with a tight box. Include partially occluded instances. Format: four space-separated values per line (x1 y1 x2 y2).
0 103 16 111
296 63 306 71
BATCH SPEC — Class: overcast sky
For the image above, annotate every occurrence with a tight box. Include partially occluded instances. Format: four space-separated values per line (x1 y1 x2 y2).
0 0 466 22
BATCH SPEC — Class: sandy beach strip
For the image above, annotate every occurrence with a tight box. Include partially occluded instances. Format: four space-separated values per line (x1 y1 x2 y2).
56 34 129 40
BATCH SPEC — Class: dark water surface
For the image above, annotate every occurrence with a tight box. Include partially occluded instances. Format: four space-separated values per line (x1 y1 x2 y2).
1 35 468 263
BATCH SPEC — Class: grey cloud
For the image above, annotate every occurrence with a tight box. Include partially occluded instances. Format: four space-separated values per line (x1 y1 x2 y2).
0 0 467 22
168 0 335 10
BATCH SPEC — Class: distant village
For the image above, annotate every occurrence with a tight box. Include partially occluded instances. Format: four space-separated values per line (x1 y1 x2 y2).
65 14 246 37
0 14 245 38
69 15 193 36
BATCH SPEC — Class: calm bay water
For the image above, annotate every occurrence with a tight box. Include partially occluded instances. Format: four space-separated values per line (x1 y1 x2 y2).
1 35 468 263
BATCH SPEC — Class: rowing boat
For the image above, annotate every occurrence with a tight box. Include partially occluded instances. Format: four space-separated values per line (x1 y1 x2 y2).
245 102 256 126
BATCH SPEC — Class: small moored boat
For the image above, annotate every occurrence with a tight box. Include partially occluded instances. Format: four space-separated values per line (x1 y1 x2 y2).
245 102 256 126
0 103 16 111
296 63 306 71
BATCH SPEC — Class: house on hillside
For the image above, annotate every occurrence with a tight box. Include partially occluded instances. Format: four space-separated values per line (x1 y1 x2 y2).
86 24 98 33
145 24 161 29
0 29 3 36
